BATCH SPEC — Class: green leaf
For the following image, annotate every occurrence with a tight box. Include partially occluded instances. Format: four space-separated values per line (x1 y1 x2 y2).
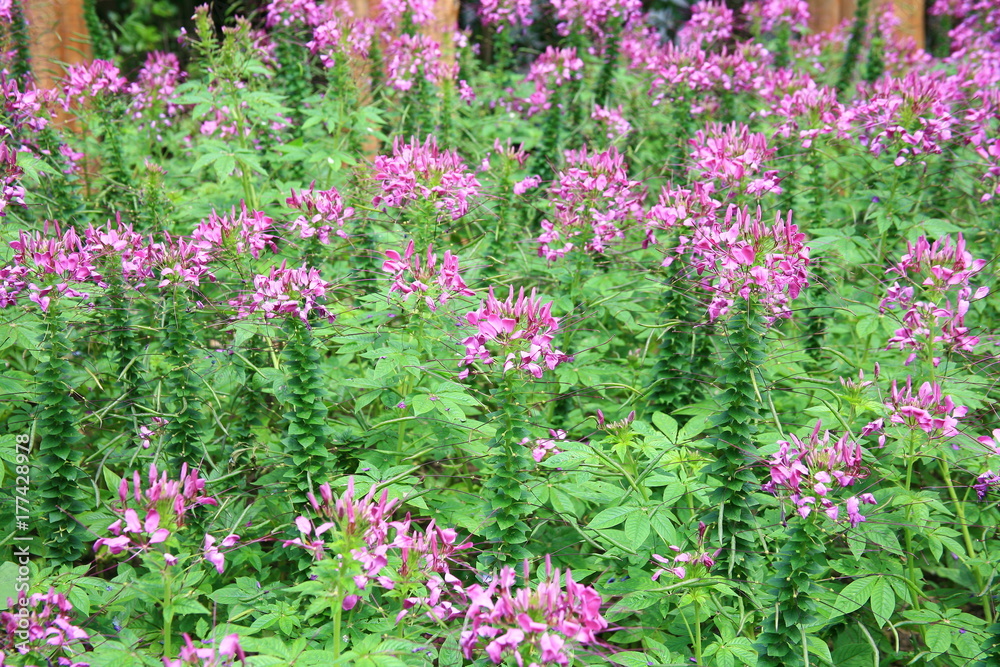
651 412 678 442
171 597 210 615
807 635 833 665
538 450 590 468
608 652 653 667
624 511 651 546
411 395 436 416
729 639 758 666
855 315 880 338
832 576 879 615
588 506 638 530
869 578 895 627
649 508 678 546
678 415 707 442
925 624 952 655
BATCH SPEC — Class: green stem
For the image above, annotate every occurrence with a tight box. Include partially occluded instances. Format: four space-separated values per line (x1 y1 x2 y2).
332 591 343 659
939 457 993 623
903 431 922 609
163 569 173 658
693 596 703 665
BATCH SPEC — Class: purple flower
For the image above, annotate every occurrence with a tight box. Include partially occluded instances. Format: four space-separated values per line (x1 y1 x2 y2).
372 136 481 221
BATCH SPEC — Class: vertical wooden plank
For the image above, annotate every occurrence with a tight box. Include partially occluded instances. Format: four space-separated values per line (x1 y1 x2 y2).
23 0 92 90
809 0 925 50
431 0 460 55
809 0 845 34
884 0 925 48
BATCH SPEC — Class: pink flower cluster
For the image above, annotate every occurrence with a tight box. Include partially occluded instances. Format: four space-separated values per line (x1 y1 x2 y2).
165 633 245 667
231 260 336 324
60 59 127 110
1 588 89 665
265 0 326 28
762 421 876 527
518 47 585 117
382 240 475 310
746 0 810 34
157 233 215 288
0 139 25 217
890 234 988 294
1 217 172 309
372 136 481 220
309 11 373 67
94 463 218 559
761 84 843 148
1 73 49 135
689 122 782 197
930 0 1000 58
379 514 473 622
284 478 472 619
460 557 607 666
550 0 642 41
384 34 453 92
480 0 534 31
651 522 720 580
522 429 567 463
284 477 401 563
677 1 735 49
880 234 989 364
648 42 773 112
537 146 645 261
884 377 969 438
643 181 722 248
591 104 633 141
841 72 959 166
678 204 810 322
129 51 186 139
83 217 160 286
378 0 437 29
1 222 96 310
192 202 278 260
286 183 354 244
459 286 572 379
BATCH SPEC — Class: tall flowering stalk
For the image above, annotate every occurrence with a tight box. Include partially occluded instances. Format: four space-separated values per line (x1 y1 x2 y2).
519 47 584 181
232 261 337 496
459 287 572 564
284 478 474 654
536 146 645 262
3 223 97 563
677 205 811 576
93 463 224 658
154 232 216 465
756 423 877 666
372 136 482 245
83 218 158 402
880 233 989 367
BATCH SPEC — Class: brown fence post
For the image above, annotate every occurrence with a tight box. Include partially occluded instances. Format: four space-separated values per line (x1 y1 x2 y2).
23 0 92 90
808 0 924 49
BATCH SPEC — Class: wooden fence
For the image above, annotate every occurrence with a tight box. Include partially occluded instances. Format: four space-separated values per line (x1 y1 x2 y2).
21 0 923 89
809 0 925 48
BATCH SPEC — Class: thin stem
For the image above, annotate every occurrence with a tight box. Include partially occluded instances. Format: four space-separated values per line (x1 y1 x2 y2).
332 591 343 659
939 457 993 623
163 568 173 658
693 596 703 665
